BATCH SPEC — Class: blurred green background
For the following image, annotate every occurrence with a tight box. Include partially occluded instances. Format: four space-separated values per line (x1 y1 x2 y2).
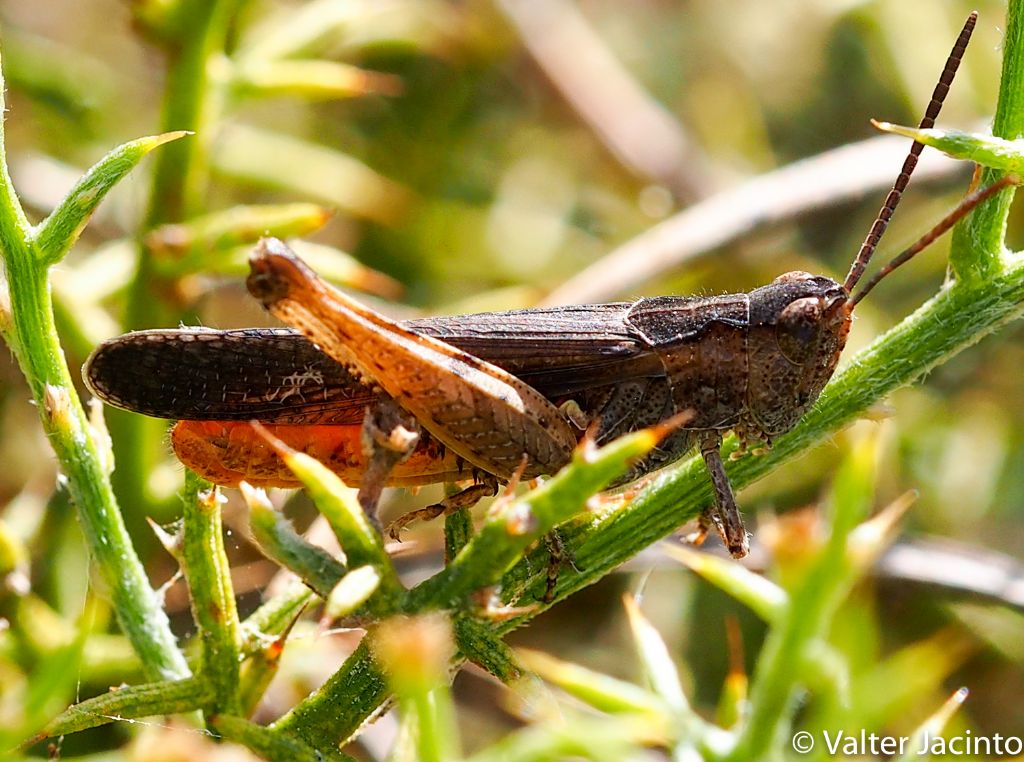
1 0 1022 758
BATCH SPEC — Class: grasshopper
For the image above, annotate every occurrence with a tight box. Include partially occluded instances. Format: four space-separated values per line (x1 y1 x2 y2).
85 13 995 557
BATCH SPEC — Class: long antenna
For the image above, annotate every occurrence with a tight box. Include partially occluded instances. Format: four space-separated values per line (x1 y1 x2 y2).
843 11 977 294
850 174 1018 305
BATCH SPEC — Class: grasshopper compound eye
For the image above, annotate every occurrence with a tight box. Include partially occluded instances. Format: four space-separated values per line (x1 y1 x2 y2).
778 297 824 347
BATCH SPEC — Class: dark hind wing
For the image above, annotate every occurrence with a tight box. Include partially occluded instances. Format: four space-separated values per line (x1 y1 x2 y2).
83 327 376 424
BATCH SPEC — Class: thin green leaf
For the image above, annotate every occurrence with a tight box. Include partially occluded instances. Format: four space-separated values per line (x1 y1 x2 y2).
37 677 209 738
660 542 787 623
33 132 189 265
171 238 404 298
623 595 688 716
0 517 28 578
240 579 314 657
467 713 658 762
239 634 286 718
235 0 365 62
517 647 669 719
243 483 347 598
948 602 1024 662
847 490 916 571
324 565 381 620
846 630 975 732
234 0 456 63
875 121 1024 173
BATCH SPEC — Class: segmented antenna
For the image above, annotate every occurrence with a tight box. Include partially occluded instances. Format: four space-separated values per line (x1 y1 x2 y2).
843 11 977 294
850 174 1018 305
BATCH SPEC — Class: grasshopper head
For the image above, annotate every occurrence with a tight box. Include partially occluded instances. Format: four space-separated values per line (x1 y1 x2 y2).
744 271 851 438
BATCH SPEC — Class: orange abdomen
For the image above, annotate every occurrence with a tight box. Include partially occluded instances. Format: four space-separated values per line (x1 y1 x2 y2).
171 420 469 488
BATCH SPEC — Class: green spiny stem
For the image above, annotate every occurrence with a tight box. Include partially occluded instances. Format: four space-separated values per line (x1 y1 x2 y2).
2 245 189 684
950 1 1024 280
270 638 388 749
453 616 522 683
0 72 188 683
238 635 286 718
246 485 348 598
212 715 356 762
181 473 241 716
405 430 657 611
